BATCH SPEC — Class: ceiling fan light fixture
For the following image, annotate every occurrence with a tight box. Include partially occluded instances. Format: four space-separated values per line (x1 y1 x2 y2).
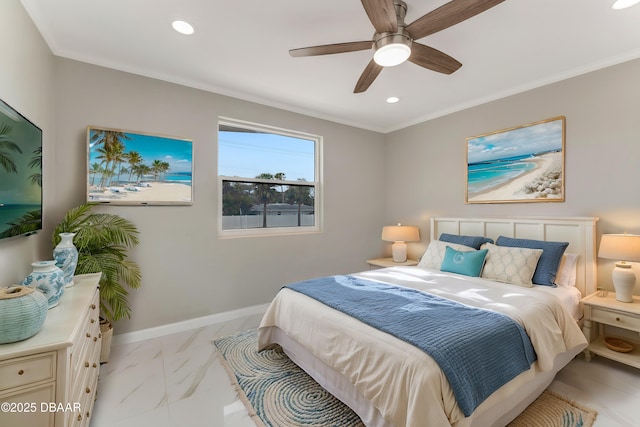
612 0 640 9
374 43 411 67
373 32 412 67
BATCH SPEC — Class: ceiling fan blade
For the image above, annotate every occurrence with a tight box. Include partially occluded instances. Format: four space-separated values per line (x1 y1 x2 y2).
361 0 397 34
408 43 462 74
354 60 384 93
290 41 372 57
406 0 505 40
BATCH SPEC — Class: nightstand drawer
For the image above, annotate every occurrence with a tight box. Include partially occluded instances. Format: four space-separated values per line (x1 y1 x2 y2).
591 307 640 332
0 352 56 391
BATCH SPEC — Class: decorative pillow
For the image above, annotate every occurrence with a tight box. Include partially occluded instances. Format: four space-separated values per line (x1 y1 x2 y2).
418 240 476 269
555 253 579 287
495 236 569 287
441 246 488 277
439 233 494 250
481 243 543 287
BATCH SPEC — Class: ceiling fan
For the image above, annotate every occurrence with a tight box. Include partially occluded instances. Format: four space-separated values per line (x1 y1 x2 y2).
289 0 506 93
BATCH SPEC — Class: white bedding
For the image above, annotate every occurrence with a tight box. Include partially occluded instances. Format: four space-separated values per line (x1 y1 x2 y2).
258 266 588 427
536 283 583 321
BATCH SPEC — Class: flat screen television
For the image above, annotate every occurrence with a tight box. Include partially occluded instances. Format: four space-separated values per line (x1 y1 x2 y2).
0 97 43 240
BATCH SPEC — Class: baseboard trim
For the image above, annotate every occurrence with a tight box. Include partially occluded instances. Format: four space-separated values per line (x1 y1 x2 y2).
111 303 269 346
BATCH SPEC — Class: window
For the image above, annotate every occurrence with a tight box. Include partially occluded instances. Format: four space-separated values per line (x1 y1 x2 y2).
218 118 322 237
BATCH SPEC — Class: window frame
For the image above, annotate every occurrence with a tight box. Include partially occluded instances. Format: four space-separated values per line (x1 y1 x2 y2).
217 117 323 238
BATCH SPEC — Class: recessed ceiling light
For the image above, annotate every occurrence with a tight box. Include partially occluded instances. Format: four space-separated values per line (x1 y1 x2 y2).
386 97 400 104
172 20 195 35
612 0 640 9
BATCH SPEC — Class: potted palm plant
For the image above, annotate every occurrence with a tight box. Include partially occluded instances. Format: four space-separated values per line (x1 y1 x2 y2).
53 204 141 362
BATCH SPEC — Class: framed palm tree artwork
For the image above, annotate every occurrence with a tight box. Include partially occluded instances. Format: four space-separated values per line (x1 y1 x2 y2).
87 126 193 205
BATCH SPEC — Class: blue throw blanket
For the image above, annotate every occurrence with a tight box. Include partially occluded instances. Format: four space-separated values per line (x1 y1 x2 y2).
286 275 537 416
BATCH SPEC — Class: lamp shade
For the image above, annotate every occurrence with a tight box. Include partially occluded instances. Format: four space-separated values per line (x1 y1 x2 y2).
381 225 420 242
598 233 640 303
598 234 640 261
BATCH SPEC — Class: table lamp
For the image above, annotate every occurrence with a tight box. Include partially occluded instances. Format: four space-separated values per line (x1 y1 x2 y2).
382 224 420 263
598 233 640 302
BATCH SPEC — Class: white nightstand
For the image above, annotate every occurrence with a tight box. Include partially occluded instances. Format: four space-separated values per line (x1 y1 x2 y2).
581 292 640 369
366 258 419 269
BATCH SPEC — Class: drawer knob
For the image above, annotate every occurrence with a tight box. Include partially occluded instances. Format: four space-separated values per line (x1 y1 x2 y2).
18 369 24 375
91 318 96 323
77 414 82 421
86 387 91 393
616 317 621 322
93 337 98 342
91 303 96 309
85 361 90 368
93 363 98 368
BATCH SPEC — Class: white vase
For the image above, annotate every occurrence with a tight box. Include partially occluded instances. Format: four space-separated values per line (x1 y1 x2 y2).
22 261 66 309
54 232 78 288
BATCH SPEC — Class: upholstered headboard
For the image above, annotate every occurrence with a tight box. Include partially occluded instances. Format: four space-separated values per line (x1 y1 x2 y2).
430 217 599 297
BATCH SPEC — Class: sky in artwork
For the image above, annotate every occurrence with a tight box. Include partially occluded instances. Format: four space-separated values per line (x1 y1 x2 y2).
467 118 563 164
89 131 193 174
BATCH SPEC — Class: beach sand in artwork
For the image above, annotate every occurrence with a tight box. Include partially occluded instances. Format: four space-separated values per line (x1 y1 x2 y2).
89 182 192 203
468 152 563 202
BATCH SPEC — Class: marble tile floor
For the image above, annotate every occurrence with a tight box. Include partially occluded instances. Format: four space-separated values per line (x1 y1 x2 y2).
91 313 639 427
91 313 262 427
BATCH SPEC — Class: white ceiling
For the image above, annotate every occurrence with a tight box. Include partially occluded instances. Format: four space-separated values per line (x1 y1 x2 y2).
19 0 640 133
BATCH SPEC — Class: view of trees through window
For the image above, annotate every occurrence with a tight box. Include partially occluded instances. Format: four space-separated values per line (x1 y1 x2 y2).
218 120 320 233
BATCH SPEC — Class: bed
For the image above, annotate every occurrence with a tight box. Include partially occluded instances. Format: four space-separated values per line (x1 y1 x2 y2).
258 217 599 427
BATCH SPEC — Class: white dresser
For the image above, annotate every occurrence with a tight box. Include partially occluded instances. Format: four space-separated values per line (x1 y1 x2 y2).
0 281 101 427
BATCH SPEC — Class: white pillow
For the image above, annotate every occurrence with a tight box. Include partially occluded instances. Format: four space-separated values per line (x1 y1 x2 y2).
480 243 543 287
555 253 579 287
418 240 476 269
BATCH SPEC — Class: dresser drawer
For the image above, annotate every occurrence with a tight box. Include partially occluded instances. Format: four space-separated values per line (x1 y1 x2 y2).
591 306 640 332
71 335 101 404
72 322 101 375
0 352 56 391
0 382 55 427
69 372 99 427
72 292 101 375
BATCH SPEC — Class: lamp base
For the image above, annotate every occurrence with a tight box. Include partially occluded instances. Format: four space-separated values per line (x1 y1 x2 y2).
391 241 407 263
612 263 636 303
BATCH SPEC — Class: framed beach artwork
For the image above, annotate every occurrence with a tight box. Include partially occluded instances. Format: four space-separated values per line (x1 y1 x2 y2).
87 126 193 205
466 116 565 204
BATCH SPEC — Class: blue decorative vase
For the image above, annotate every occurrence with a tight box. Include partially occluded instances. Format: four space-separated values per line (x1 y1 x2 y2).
22 261 66 309
0 286 48 344
54 232 79 287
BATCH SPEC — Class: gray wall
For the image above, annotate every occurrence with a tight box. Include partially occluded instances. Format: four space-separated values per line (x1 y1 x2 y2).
0 1 56 287
384 58 640 291
53 59 386 334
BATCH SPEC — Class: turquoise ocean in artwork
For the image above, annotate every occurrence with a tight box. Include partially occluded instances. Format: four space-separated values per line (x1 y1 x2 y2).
467 154 537 195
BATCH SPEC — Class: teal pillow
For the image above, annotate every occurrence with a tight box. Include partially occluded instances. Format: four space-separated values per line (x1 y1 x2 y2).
441 246 488 277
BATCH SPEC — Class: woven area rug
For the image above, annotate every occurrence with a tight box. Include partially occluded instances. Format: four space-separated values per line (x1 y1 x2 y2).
213 329 597 427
